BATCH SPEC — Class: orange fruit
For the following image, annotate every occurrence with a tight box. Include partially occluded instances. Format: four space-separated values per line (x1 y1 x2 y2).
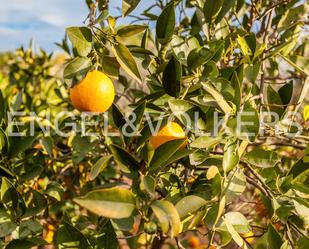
44 224 55 243
70 70 115 113
241 231 254 244
149 121 186 149
188 236 200 248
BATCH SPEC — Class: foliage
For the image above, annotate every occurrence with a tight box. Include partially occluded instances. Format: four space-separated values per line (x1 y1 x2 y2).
0 0 309 248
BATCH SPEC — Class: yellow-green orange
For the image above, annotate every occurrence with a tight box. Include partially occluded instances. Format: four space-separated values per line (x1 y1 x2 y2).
70 70 115 113
149 121 186 149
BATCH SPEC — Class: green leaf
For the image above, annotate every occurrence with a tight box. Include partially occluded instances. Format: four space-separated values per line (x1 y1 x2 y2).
168 99 207 132
19 219 42 239
203 0 224 24
151 200 181 237
112 43 141 83
109 144 139 171
149 139 186 172
156 2 175 44
223 139 239 173
117 25 146 37
122 0 141 16
140 175 156 197
224 212 251 234
63 57 91 79
267 224 283 249
89 155 113 181
162 54 182 97
66 27 92 56
0 209 17 237
175 195 207 219
101 56 120 79
205 197 226 228
267 85 284 117
45 182 64 201
40 136 53 157
72 135 95 164
187 47 213 70
9 135 37 158
6 238 47 249
111 103 126 128
191 136 222 149
215 0 237 23
228 102 259 142
74 187 136 219
225 167 246 202
245 61 261 83
12 89 23 111
97 220 119 249
244 148 280 168
202 82 233 114
223 215 248 249
237 35 252 59
55 221 91 249
278 81 293 106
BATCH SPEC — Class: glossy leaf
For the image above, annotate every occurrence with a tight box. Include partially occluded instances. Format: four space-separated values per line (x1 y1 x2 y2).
156 2 175 44
63 57 91 79
66 27 92 56
151 200 181 237
112 43 141 83
74 187 136 219
122 0 141 16
244 148 280 168
162 54 182 97
89 155 113 181
117 25 147 37
203 0 224 24
176 195 207 219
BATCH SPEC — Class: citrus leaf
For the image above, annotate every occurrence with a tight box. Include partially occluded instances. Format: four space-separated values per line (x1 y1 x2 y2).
151 200 181 237
66 27 92 56
64 57 91 79
244 148 280 168
223 215 248 248
215 0 237 23
162 54 182 97
223 139 239 173
202 82 233 114
89 155 113 181
156 2 175 44
187 47 213 70
112 43 141 83
191 136 222 149
175 195 207 219
149 139 186 172
122 0 141 16
74 187 136 219
109 144 139 171
224 212 251 234
117 25 147 37
55 221 91 248
203 0 224 24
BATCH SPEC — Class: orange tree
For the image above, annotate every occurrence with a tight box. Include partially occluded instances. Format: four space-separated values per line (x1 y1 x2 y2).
0 0 309 248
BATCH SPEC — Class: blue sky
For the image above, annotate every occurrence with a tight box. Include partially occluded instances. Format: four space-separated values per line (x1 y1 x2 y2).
0 0 154 52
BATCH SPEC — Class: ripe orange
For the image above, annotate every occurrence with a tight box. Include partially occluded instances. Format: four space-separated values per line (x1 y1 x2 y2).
241 231 254 244
70 70 115 113
149 121 186 149
188 235 200 248
44 224 55 243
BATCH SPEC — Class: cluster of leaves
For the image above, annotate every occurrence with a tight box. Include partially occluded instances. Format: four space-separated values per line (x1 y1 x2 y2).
1 0 309 248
